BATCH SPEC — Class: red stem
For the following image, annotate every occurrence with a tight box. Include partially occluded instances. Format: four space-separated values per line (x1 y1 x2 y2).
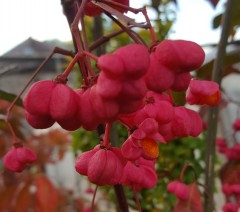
89 27 133 51
80 16 95 77
141 7 157 43
179 164 196 182
71 0 87 54
179 164 189 181
91 185 98 212
71 0 90 84
97 2 155 43
167 89 175 105
133 189 142 212
105 12 142 44
5 121 18 145
83 51 99 61
62 53 81 78
103 123 111 147
117 117 131 131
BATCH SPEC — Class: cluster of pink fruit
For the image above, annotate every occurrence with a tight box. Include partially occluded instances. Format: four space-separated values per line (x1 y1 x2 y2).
4 39 221 190
3 144 37 172
216 118 240 211
217 138 240 160
222 183 240 212
3 0 222 196
217 118 240 160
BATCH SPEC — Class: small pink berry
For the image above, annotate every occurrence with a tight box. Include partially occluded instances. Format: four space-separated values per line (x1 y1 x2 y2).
222 184 234 196
222 202 239 212
121 157 157 191
75 145 126 186
232 119 240 131
186 79 221 106
3 146 37 172
167 180 190 201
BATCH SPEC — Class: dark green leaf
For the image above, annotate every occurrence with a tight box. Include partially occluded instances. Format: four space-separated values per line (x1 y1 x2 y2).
0 90 23 107
197 50 240 80
212 14 222 29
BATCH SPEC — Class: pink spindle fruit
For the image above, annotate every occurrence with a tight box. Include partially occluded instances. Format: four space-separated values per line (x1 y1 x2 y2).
114 44 150 79
167 180 190 201
186 79 221 106
78 88 101 131
3 146 37 172
121 157 157 190
97 54 125 78
172 107 203 137
154 40 205 71
232 118 240 131
171 72 192 91
146 40 204 92
222 202 239 212
145 55 175 92
24 80 55 116
75 145 126 186
25 112 55 129
24 80 81 131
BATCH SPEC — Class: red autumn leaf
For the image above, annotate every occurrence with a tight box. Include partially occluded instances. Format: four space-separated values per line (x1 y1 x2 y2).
220 160 240 185
0 185 18 211
0 136 7 157
34 175 59 212
14 183 32 212
174 182 203 212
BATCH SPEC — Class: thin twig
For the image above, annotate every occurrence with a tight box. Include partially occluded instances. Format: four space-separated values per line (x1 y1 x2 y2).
133 190 142 212
62 0 90 85
91 185 98 212
105 12 142 44
5 47 73 143
89 27 134 51
80 16 96 76
204 0 234 211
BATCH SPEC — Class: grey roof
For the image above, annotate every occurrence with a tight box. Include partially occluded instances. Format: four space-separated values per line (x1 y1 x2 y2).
2 37 56 58
0 38 68 75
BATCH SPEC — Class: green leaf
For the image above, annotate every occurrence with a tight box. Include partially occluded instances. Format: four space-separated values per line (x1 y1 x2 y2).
212 14 222 29
197 50 240 80
212 0 240 38
0 90 23 107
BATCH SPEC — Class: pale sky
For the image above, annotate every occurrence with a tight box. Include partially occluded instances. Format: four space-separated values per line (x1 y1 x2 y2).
0 0 227 55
